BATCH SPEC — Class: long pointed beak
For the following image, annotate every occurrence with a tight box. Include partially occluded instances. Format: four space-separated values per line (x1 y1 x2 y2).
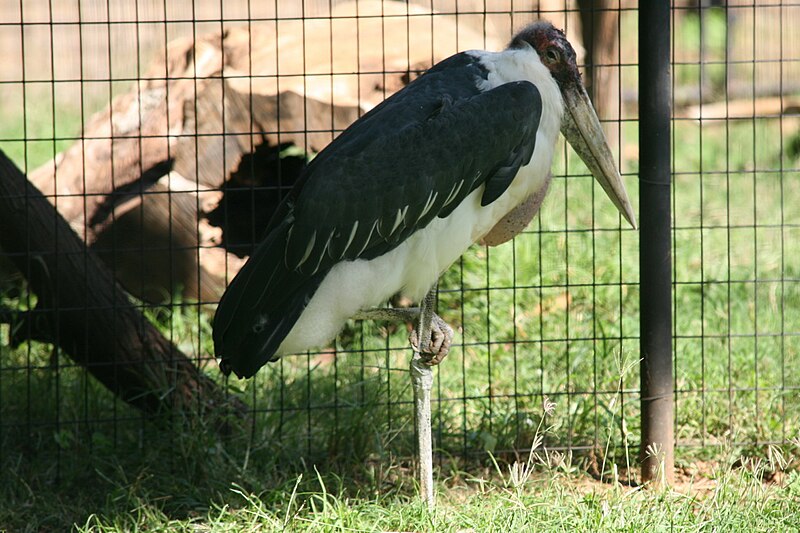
560 84 637 229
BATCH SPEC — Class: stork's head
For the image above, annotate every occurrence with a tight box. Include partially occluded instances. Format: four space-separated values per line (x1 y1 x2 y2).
511 22 637 228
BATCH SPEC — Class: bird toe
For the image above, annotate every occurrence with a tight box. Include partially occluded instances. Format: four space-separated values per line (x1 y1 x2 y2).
409 313 453 366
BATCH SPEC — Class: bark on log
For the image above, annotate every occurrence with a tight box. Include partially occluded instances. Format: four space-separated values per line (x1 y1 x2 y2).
174 84 362 189
0 149 243 417
89 181 226 304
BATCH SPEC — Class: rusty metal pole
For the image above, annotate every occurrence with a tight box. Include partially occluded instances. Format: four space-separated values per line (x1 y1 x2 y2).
638 0 674 485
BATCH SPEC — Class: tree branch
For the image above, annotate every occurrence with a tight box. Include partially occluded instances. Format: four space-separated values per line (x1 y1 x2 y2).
0 149 245 419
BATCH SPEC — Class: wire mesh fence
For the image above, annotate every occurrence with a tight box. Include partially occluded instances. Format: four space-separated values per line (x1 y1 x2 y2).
0 0 797 485
672 1 800 451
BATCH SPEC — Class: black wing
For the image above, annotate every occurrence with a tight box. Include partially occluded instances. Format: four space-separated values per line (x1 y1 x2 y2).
214 52 543 378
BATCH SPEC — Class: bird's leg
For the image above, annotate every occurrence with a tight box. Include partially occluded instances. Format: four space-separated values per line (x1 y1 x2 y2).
352 306 421 323
354 286 445 508
411 284 436 509
353 297 453 365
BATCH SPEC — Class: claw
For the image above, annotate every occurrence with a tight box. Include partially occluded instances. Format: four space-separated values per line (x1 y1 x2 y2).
409 313 453 366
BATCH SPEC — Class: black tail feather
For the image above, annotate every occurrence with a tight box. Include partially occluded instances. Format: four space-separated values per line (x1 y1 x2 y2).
212 220 327 378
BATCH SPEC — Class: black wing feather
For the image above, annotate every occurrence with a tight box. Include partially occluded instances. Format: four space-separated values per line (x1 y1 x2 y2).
214 52 543 378
287 79 542 267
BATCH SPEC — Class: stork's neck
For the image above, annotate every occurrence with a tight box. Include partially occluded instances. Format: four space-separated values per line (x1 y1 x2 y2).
468 46 564 148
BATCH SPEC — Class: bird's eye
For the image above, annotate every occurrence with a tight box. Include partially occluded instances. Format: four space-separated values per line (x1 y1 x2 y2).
545 47 560 64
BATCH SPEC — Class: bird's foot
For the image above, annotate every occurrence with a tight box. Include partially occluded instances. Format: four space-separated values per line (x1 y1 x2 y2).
409 313 453 366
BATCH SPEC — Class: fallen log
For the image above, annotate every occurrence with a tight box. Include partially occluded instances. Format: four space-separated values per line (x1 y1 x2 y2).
0 149 243 417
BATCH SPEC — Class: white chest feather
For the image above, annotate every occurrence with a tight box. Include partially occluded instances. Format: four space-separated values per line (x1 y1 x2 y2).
277 46 564 355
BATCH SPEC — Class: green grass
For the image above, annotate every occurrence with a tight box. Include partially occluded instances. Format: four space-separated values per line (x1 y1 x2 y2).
0 83 86 173
2 364 799 532
75 468 800 532
3 8 800 531
3 405 799 532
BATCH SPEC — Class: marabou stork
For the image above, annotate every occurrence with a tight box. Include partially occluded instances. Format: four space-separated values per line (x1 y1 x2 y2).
213 21 636 379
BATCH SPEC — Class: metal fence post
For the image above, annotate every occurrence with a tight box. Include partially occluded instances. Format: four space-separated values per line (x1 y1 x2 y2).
638 0 674 485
